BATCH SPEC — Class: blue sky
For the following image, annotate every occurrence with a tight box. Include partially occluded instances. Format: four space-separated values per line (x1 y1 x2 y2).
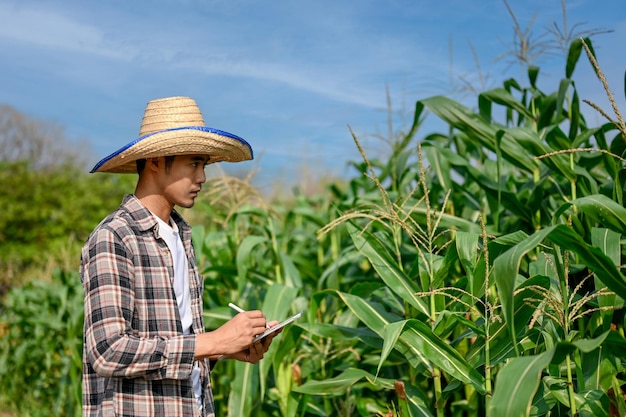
0 0 624 188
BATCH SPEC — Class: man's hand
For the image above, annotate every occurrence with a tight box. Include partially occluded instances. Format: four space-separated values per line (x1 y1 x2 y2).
229 320 281 363
194 311 270 359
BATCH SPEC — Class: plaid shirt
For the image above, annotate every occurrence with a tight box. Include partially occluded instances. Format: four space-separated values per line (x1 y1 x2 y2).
80 194 214 417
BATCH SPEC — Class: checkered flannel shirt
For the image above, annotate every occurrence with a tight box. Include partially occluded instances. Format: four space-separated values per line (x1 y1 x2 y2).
80 194 214 417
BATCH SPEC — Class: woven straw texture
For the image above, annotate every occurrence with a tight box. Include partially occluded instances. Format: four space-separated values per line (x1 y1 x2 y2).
92 96 252 173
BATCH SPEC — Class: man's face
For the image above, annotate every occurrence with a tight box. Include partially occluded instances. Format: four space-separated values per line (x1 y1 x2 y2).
158 154 209 209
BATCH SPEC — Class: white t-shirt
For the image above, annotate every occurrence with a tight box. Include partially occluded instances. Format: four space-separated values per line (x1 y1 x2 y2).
155 215 202 411
155 216 193 333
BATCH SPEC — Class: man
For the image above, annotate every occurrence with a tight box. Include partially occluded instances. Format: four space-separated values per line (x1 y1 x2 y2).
80 96 279 417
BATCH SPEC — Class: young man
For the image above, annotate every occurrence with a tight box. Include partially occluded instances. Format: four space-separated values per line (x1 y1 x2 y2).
80 96 279 417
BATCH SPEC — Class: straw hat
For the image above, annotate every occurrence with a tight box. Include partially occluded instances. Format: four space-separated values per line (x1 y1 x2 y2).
90 96 253 173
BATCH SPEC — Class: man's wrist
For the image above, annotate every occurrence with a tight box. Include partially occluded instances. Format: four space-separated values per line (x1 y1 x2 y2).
194 332 212 360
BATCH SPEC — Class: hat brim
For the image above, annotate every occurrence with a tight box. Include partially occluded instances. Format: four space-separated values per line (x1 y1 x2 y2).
91 126 253 173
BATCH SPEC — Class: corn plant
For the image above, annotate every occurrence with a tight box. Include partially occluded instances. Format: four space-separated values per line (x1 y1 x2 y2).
292 37 626 416
0 269 83 417
190 174 347 416
3 31 626 417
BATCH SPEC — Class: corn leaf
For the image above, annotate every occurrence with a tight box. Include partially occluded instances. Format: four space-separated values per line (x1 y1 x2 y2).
259 284 299 399
333 290 485 392
490 333 608 417
493 224 626 349
557 194 626 236
347 223 430 316
294 368 434 416
419 95 538 173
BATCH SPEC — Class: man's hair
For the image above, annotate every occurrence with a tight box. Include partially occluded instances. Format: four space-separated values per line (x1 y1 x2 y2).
136 156 176 174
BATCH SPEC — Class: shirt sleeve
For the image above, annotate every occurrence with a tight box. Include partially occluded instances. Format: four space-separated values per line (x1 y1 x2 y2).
81 226 196 380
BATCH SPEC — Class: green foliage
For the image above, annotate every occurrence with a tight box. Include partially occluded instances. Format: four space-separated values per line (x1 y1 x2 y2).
291 37 625 416
0 269 83 417
0 160 135 284
184 35 626 416
2 35 626 417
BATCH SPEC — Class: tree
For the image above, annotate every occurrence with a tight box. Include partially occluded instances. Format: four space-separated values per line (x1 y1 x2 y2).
0 106 135 290
0 105 90 170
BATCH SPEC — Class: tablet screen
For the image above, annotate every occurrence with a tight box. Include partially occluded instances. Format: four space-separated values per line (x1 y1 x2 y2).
253 311 303 343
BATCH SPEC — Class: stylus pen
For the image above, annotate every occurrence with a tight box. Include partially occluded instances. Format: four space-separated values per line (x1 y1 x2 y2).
228 302 246 313
228 302 270 328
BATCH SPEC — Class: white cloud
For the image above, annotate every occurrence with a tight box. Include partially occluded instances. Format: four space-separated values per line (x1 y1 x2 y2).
2 0 624 183
0 2 137 60
0 1 451 110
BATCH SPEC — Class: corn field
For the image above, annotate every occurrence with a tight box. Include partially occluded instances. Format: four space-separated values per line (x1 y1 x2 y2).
2 38 626 416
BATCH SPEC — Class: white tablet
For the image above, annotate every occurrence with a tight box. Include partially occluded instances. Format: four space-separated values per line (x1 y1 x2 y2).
253 311 303 343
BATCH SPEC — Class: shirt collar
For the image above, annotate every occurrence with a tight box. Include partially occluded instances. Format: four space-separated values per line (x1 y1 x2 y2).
120 194 191 236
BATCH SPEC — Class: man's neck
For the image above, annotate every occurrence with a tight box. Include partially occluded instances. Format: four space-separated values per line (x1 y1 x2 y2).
135 192 174 224
134 165 175 224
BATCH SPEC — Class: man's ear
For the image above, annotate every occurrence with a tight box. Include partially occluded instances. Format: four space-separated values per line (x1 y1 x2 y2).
147 157 161 172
